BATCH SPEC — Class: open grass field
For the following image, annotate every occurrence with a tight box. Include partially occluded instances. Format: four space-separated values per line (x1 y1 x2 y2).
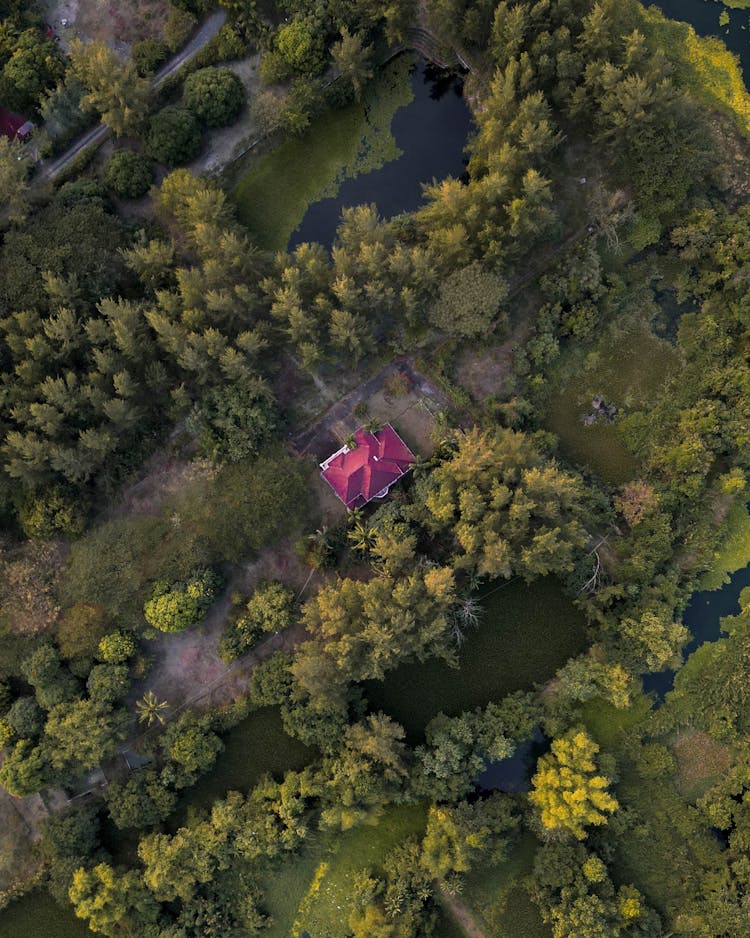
458 832 549 937
697 500 750 591
672 730 732 801
544 319 681 485
259 803 428 938
0 890 93 938
364 576 589 741
231 56 415 250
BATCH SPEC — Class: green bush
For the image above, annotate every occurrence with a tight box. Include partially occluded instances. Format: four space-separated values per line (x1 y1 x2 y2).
132 39 170 77
183 66 244 127
103 150 153 199
173 449 312 563
7 695 44 738
147 105 202 166
98 631 137 665
276 18 326 76
86 664 130 706
218 581 295 662
187 383 279 462
18 487 84 539
143 569 221 633
61 516 210 628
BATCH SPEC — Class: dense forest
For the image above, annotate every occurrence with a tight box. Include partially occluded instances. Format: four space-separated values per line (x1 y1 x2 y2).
0 0 749 936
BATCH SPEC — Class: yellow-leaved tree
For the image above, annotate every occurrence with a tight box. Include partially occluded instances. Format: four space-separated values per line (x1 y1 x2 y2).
529 729 618 840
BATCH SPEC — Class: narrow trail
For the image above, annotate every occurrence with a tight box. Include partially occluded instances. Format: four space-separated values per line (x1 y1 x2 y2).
35 9 227 183
440 885 489 938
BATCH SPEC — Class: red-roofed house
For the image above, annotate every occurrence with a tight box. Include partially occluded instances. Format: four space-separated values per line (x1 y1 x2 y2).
320 424 416 510
0 105 34 141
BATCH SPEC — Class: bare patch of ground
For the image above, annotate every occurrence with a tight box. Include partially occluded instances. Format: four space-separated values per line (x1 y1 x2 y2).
455 317 532 404
42 0 169 50
439 886 488 938
188 55 265 178
0 790 43 892
672 730 732 800
138 538 313 711
293 358 454 461
110 453 217 522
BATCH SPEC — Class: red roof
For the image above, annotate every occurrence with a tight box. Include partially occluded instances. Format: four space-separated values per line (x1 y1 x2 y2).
320 424 415 510
0 106 33 141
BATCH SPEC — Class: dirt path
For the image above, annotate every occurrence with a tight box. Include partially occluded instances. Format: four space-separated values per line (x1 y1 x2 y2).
36 10 227 183
439 886 488 938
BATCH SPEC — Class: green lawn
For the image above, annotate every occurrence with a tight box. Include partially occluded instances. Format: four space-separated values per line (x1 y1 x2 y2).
0 890 93 938
697 499 750 591
231 55 415 250
458 832 550 938
260 836 332 938
577 692 654 750
545 319 681 485
365 577 589 741
289 803 428 938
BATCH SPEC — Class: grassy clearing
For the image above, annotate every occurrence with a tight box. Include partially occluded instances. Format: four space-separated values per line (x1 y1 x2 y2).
291 803 428 938
260 837 331 938
365 577 589 742
698 500 750 591
545 320 681 485
0 890 92 938
169 707 314 829
578 692 654 750
672 730 732 801
458 832 549 937
232 56 415 250
634 0 750 137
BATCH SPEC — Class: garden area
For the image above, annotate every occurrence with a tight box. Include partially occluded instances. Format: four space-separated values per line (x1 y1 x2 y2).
544 316 681 485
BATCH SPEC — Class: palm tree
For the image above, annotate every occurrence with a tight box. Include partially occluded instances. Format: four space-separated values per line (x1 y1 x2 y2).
363 417 383 435
348 518 376 555
136 691 169 727
306 526 333 568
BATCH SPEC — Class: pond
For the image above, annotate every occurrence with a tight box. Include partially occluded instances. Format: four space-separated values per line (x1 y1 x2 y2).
364 576 589 742
476 726 549 794
649 0 750 76
643 559 750 700
232 55 472 252
289 59 471 250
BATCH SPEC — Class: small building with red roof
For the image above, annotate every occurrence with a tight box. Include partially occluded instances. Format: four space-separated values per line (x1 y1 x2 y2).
320 424 416 510
0 105 34 142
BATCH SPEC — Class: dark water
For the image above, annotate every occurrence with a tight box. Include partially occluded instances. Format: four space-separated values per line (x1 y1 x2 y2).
650 0 750 76
288 59 472 250
476 727 549 793
643 560 750 700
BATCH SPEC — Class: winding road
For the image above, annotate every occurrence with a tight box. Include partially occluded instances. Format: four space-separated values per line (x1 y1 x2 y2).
37 9 227 183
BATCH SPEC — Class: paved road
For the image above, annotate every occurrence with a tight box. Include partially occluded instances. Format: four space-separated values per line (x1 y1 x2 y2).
37 9 227 183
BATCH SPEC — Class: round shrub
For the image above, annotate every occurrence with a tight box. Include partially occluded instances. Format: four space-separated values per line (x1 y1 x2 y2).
87 664 130 705
218 582 295 663
98 630 137 665
147 106 202 167
144 569 221 633
103 150 153 199
7 696 44 738
183 66 245 128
